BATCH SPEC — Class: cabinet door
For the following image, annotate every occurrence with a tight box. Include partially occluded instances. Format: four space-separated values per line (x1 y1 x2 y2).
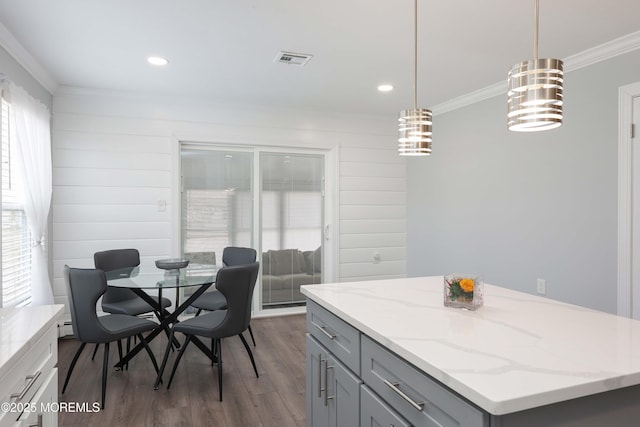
307 334 329 427
17 369 58 427
327 352 361 427
361 385 411 427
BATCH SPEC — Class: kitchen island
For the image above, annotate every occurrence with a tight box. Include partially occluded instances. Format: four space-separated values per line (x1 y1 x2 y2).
301 277 640 427
0 304 64 427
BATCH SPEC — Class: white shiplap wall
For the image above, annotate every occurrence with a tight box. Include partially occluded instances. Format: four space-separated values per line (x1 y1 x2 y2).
51 88 407 315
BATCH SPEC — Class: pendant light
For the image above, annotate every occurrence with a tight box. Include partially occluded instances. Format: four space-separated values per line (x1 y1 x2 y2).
507 0 563 132
398 0 432 156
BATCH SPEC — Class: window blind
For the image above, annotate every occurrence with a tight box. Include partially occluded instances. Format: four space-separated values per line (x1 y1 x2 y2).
1 97 32 307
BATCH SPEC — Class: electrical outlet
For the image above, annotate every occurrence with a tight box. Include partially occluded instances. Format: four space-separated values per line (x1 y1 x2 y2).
536 278 546 295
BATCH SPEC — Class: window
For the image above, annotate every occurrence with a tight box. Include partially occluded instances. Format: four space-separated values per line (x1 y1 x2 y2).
1 96 32 307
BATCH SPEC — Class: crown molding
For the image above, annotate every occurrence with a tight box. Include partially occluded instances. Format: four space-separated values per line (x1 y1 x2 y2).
0 21 57 94
433 30 640 116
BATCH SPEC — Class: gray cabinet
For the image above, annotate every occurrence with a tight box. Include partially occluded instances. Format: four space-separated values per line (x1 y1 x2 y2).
306 335 361 427
361 385 410 427
361 335 488 427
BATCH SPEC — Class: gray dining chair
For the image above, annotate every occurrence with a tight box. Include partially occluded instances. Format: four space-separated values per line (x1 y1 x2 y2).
92 248 173 362
190 246 258 346
157 262 260 401
62 265 161 408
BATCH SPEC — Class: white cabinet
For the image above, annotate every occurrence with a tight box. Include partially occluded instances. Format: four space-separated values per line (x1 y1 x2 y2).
0 305 63 427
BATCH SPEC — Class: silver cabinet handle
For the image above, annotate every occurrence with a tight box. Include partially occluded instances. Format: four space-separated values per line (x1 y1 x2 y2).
383 379 425 411
324 361 334 407
318 354 325 398
312 321 336 340
10 371 41 400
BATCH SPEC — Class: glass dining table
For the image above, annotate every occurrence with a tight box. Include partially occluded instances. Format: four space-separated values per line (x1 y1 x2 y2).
105 263 219 374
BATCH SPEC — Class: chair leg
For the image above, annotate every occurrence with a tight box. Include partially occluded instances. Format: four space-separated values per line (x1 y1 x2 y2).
138 333 160 375
195 308 203 316
62 342 87 394
117 340 123 370
247 324 256 347
101 342 110 409
167 335 192 389
216 338 223 402
211 338 215 366
91 343 100 360
239 333 259 378
125 337 131 370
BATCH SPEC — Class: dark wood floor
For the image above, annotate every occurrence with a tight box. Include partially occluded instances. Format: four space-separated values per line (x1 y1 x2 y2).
57 314 307 427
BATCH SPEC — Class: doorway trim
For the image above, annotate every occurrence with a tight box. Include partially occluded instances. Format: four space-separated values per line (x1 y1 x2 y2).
617 81 640 317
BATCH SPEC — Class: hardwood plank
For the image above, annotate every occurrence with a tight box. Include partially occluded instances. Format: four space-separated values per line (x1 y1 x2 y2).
57 314 307 427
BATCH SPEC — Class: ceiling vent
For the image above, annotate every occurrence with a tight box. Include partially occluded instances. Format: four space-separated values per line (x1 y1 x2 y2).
274 51 313 67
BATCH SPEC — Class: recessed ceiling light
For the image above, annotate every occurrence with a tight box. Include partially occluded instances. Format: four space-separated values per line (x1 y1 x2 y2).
147 56 169 66
377 84 394 92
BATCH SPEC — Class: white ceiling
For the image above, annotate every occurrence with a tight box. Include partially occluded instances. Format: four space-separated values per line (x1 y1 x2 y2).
1 0 640 117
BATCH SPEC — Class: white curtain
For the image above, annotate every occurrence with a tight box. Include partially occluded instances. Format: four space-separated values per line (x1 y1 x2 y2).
8 82 53 305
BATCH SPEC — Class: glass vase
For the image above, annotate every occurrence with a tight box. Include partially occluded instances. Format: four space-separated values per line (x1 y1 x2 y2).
444 273 483 310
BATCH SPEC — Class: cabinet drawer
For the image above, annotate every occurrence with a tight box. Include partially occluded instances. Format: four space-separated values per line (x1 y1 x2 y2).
361 385 410 427
361 335 488 427
307 299 360 374
0 325 58 427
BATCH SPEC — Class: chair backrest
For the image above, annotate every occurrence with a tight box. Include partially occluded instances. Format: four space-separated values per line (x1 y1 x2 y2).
94 248 141 304
215 262 260 337
222 247 257 267
94 248 140 271
64 265 109 343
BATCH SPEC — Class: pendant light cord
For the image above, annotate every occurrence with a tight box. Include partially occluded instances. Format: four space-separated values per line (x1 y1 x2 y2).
413 0 418 110
533 0 539 60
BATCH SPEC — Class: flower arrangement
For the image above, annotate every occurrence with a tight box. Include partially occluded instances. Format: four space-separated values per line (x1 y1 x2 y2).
444 273 483 310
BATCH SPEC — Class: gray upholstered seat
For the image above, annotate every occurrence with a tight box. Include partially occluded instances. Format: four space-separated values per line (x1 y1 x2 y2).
190 246 258 346
157 262 260 401
95 248 172 316
62 266 160 408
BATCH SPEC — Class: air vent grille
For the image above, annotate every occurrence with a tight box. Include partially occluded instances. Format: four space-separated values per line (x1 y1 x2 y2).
274 51 313 67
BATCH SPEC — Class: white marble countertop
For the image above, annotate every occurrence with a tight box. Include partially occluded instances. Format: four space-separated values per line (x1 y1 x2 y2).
0 304 64 380
301 277 640 415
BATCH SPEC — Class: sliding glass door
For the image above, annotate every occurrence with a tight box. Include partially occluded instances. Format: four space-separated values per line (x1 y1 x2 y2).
180 145 326 314
260 153 324 309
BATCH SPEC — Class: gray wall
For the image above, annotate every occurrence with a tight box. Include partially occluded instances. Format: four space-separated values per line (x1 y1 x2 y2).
407 49 640 313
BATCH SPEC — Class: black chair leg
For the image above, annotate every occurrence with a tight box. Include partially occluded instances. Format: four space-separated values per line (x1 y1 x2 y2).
91 343 99 360
117 340 123 370
216 338 223 402
62 342 87 394
167 335 192 389
195 308 203 316
239 333 259 378
125 337 131 370
247 324 256 347
101 342 110 409
211 338 216 366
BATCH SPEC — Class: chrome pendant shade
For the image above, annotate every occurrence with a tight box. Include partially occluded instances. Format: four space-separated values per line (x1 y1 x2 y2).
399 108 432 155
507 0 563 132
398 0 432 156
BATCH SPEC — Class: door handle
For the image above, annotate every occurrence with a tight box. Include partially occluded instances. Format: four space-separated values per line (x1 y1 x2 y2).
383 379 425 411
312 321 336 340
324 359 334 407
10 371 41 401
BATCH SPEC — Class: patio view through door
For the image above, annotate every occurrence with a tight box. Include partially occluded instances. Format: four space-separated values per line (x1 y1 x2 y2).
180 145 325 315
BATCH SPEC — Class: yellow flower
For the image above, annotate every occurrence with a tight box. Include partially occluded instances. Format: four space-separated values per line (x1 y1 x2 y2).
459 278 474 293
